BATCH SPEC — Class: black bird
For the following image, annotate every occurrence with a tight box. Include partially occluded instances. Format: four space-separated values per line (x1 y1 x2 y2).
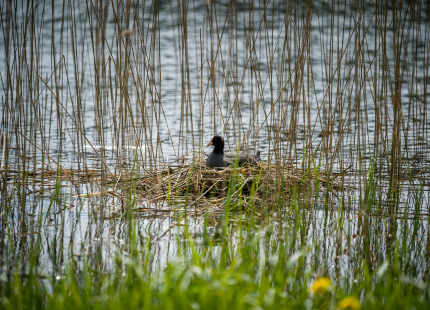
206 135 261 168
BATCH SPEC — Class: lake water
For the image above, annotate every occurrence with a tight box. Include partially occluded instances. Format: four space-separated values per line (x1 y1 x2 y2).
0 0 429 278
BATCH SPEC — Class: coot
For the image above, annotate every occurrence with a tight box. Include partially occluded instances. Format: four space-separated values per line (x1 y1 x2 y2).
206 135 261 168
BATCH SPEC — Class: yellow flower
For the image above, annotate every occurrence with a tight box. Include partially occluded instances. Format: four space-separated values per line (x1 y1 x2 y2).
309 277 332 294
338 296 361 310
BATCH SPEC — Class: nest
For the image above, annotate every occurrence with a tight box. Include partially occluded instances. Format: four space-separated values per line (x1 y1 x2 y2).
6 157 345 212
133 158 334 210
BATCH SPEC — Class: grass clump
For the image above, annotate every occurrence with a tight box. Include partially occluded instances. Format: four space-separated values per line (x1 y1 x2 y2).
1 219 429 310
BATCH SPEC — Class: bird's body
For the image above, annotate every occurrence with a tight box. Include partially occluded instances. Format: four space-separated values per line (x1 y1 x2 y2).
206 135 261 168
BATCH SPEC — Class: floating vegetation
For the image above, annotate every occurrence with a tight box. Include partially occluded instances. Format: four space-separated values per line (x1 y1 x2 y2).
9 157 351 212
